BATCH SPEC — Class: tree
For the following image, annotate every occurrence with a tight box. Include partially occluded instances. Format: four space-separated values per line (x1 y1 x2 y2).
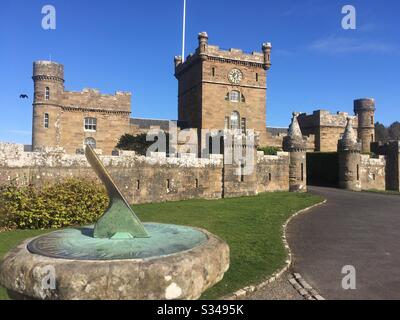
375 122 389 142
388 122 400 140
116 132 174 156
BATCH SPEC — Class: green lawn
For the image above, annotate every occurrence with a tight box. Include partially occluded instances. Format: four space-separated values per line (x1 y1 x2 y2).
365 189 400 196
0 192 323 300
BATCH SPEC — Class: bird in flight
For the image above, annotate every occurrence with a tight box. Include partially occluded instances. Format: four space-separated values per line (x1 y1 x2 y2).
19 94 29 99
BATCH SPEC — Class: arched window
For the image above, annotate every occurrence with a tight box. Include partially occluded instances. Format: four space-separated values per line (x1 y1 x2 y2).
229 91 240 102
45 87 50 100
84 137 96 149
43 113 49 128
230 111 240 130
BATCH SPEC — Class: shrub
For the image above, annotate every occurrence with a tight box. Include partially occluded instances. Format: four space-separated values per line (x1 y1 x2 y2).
257 146 281 155
0 178 108 230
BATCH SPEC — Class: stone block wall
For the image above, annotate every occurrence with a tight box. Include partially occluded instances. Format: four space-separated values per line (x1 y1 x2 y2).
371 141 400 191
360 155 386 191
298 110 359 152
0 143 223 204
256 151 290 192
0 143 290 204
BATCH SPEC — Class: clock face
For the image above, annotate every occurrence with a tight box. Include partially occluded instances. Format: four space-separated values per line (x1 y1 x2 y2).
228 69 243 84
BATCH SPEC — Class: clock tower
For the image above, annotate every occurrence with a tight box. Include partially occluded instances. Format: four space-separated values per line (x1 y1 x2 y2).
174 32 272 148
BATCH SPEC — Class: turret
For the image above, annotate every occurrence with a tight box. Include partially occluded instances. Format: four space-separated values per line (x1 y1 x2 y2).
283 112 307 192
338 117 362 191
354 98 375 153
262 42 272 70
174 56 183 68
198 32 209 54
32 60 64 150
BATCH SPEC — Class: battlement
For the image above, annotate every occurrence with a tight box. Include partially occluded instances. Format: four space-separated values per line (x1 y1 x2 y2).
354 98 376 113
33 60 64 82
205 45 265 63
0 143 221 169
61 88 131 113
175 32 271 74
298 110 358 128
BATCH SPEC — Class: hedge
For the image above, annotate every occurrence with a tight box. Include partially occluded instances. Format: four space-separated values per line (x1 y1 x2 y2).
0 178 108 230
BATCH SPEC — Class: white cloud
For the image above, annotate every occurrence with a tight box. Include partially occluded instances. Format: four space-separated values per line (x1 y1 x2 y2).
309 36 397 55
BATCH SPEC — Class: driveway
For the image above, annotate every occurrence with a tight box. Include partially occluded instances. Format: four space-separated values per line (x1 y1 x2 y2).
287 186 400 300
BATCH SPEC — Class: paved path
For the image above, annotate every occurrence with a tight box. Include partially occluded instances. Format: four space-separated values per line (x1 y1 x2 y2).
287 186 400 300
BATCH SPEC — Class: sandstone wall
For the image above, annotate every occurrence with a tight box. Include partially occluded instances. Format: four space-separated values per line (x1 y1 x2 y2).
371 141 400 191
0 143 290 204
0 143 222 204
360 155 386 191
256 151 290 192
298 110 359 152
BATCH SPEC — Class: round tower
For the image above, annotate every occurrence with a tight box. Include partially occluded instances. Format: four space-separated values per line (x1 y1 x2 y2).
338 117 362 191
354 98 375 153
283 112 307 192
262 42 272 70
32 61 64 150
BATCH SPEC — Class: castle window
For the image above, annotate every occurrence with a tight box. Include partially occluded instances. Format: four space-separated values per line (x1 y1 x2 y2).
240 163 245 182
357 164 360 181
301 163 304 181
224 117 230 129
84 137 96 149
241 118 246 133
84 117 97 131
268 173 272 181
136 180 140 190
45 87 50 100
256 73 259 82
230 111 240 130
195 178 199 188
241 94 246 103
44 113 49 129
166 179 171 191
212 67 216 77
229 91 240 102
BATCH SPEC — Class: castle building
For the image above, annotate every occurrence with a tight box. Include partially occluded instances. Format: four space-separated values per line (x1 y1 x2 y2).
32 61 132 155
174 32 272 149
297 101 376 153
31 33 273 155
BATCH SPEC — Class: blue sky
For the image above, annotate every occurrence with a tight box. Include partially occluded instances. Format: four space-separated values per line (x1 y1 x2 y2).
1 0 399 144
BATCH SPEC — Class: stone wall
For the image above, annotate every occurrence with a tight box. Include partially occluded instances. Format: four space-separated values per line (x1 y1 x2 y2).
360 155 386 191
0 143 290 204
371 141 400 191
298 110 359 152
175 33 270 148
256 152 290 192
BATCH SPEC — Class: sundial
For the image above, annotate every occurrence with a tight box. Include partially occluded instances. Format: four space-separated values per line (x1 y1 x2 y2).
85 145 149 239
27 146 207 260
0 146 229 300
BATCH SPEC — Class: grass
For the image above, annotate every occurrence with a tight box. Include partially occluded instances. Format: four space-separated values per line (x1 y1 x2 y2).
0 229 52 300
0 192 323 300
364 189 400 196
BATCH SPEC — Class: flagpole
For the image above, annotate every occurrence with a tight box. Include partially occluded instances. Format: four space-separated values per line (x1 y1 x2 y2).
182 0 186 62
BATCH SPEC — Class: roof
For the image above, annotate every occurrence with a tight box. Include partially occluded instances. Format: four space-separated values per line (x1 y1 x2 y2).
130 118 185 130
267 127 288 135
